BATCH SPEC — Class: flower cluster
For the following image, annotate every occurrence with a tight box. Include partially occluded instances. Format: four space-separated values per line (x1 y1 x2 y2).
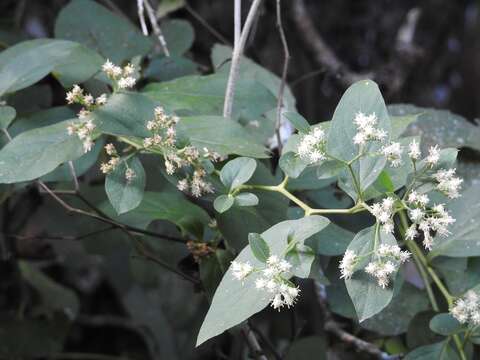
450 290 480 325
142 107 220 197
231 255 300 310
370 197 396 234
297 127 326 164
433 168 463 199
339 250 357 280
353 112 387 145
99 144 136 183
364 244 410 288
186 241 214 262
381 142 403 167
405 192 455 249
100 143 120 174
102 60 136 89
408 139 421 160
340 245 410 288
66 85 107 153
143 106 179 149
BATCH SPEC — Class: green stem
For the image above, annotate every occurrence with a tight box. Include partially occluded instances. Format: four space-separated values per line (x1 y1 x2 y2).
399 211 439 311
398 210 465 360
237 178 366 216
347 163 362 200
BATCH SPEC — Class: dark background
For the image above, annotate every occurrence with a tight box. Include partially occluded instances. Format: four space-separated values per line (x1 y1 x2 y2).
0 0 479 359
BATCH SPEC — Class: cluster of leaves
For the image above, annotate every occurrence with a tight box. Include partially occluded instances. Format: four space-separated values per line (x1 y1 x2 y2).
1 0 480 359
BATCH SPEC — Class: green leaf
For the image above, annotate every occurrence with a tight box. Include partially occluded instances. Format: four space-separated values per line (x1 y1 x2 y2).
234 192 259 207
430 186 480 258
105 190 210 238
248 233 270 263
345 226 399 322
220 157 257 190
361 283 429 335
143 72 276 120
196 216 330 345
0 39 103 96
0 106 16 129
106 156 146 215
375 170 395 192
429 313 462 336
161 19 194 56
94 92 155 138
211 44 296 110
54 0 152 63
0 120 84 183
157 0 185 18
390 113 420 139
200 249 235 299
284 111 310 133
178 116 268 158
327 80 391 195
403 341 461 360
144 55 198 81
307 222 354 256
389 104 480 152
214 194 234 213
279 151 308 179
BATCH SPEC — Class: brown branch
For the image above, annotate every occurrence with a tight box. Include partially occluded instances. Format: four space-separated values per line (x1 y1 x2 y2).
274 0 290 154
313 281 392 359
291 0 372 87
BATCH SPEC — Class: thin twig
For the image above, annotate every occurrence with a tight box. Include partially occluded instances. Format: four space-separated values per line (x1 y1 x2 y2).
68 161 80 192
313 281 398 359
142 0 171 57
234 0 242 46
184 2 230 45
223 0 263 118
137 0 148 35
241 322 268 360
274 0 290 154
291 0 372 87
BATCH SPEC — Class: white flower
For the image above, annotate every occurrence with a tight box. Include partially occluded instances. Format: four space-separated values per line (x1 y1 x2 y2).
231 260 253 281
405 225 418 240
255 278 266 289
370 197 396 226
96 93 108 105
177 178 189 192
102 60 122 78
339 250 357 280
118 76 136 89
125 168 136 182
451 290 480 326
408 139 421 160
426 145 440 166
353 111 387 145
297 127 326 164
381 142 403 167
409 208 424 223
433 168 463 199
105 143 116 156
83 137 94 153
123 63 135 76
